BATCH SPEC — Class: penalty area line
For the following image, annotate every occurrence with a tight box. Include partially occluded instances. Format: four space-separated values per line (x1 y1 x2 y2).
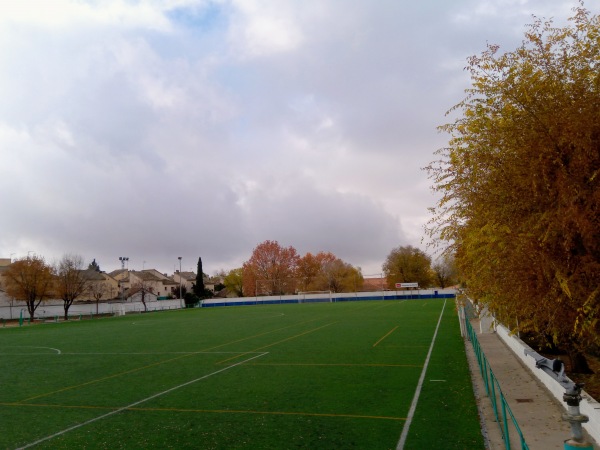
396 299 447 450
17 352 269 450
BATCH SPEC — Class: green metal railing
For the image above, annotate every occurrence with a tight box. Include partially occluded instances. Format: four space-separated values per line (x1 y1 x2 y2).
465 316 530 450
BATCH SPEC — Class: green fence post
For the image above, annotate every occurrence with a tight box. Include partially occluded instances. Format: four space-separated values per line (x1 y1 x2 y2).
19 310 23 327
490 373 500 424
501 394 511 450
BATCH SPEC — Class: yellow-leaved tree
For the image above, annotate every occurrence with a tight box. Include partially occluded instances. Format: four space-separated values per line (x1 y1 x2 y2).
426 6 600 372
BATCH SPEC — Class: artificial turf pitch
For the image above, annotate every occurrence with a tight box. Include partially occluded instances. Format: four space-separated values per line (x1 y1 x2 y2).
0 299 484 449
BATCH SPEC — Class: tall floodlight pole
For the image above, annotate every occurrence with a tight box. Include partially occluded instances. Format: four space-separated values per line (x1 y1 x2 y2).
178 257 182 308
119 257 129 302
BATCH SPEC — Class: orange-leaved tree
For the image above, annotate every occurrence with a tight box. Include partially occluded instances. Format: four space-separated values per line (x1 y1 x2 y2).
2 255 54 320
296 251 337 292
242 240 300 296
299 252 363 293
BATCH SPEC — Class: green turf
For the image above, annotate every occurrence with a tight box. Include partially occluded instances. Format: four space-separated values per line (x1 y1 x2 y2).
0 299 483 449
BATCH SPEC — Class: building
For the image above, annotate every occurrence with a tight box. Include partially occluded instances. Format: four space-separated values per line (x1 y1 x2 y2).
172 271 197 293
81 270 120 301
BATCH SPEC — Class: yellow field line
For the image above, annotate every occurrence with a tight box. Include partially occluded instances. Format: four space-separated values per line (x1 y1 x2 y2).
18 352 196 403
372 326 399 347
216 323 336 364
18 319 322 404
127 406 406 421
0 402 405 421
200 317 324 352
246 363 422 368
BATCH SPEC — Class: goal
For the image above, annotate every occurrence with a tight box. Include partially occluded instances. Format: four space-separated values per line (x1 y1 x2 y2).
297 291 333 303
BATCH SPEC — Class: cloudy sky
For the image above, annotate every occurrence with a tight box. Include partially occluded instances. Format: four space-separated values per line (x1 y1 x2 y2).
0 0 580 276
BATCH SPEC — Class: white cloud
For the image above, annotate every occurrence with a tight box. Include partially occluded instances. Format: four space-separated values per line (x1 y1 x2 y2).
0 0 197 31
227 0 307 58
0 0 585 275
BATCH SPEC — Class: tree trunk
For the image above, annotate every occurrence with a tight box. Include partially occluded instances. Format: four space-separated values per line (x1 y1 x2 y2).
569 350 594 374
63 299 73 321
27 300 35 321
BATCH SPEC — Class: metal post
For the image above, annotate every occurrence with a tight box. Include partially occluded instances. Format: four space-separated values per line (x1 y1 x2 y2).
501 394 511 450
525 350 594 449
178 257 182 308
119 256 128 301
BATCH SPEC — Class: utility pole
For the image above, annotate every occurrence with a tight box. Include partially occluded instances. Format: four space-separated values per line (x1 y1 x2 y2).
178 257 182 308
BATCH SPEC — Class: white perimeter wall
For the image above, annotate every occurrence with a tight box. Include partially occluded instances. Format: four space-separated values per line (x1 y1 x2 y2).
0 298 183 320
201 288 457 305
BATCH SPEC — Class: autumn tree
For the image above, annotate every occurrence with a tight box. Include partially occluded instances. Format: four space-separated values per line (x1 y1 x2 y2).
297 252 336 291
2 255 54 320
243 240 300 296
224 268 244 297
316 258 364 293
383 246 433 289
296 252 363 293
426 7 600 372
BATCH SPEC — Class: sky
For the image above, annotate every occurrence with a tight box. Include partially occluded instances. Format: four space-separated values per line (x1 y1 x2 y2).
0 0 582 276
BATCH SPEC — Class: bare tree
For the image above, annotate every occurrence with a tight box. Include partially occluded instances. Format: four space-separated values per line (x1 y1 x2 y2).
432 255 458 288
86 272 109 315
129 280 154 312
55 254 89 320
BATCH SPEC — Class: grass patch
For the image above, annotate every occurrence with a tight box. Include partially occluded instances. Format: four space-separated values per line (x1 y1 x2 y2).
0 299 483 449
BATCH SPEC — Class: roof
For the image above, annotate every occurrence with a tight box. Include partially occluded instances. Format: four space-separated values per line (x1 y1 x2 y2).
178 271 197 281
130 270 162 282
108 269 128 278
81 269 109 281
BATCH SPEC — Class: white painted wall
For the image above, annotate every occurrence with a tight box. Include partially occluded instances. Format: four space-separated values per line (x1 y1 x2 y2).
0 298 183 321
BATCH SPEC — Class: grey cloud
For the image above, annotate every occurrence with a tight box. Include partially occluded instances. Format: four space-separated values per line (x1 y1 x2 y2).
0 0 583 275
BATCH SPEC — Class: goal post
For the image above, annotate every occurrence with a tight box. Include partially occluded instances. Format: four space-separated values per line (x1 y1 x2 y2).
297 291 333 303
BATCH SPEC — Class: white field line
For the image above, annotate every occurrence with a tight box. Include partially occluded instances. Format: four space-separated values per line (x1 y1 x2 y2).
0 351 264 356
58 351 264 355
396 299 447 450
0 346 62 355
17 352 269 450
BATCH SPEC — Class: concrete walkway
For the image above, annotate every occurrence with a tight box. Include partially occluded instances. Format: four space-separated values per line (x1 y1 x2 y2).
465 318 598 450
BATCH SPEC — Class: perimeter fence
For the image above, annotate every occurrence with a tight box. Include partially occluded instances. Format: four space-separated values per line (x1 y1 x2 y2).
201 289 456 308
462 304 530 450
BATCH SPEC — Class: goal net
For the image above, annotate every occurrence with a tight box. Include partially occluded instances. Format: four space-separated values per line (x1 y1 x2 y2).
297 291 333 303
